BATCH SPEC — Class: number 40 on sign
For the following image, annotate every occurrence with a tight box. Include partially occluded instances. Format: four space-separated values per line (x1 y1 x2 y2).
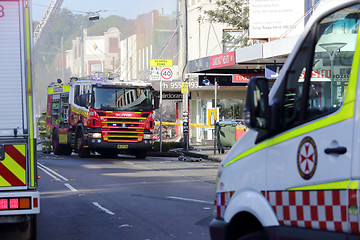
161 67 173 80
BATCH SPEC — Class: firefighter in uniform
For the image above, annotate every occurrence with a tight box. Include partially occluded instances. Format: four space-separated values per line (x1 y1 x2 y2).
37 109 49 153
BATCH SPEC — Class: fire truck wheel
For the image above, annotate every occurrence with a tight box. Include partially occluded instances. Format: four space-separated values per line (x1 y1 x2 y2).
99 150 118 158
132 151 147 159
52 131 64 155
63 145 72 156
76 130 90 158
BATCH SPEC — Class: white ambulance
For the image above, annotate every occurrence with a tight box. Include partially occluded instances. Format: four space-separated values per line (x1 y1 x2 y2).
210 0 360 239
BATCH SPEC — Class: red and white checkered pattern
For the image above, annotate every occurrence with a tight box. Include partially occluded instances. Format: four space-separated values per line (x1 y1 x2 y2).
215 191 234 220
263 190 360 234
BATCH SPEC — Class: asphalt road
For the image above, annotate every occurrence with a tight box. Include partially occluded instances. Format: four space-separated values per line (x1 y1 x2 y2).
36 153 219 240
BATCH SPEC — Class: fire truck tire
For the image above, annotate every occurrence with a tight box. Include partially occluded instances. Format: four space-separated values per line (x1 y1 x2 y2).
99 150 118 158
52 131 64 155
76 130 90 158
63 145 72 156
29 215 37 240
132 151 147 159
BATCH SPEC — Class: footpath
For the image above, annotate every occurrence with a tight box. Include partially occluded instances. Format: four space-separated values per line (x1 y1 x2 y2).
148 145 227 162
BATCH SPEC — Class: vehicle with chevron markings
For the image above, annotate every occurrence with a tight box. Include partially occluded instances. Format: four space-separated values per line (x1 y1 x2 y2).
0 0 39 237
46 75 159 159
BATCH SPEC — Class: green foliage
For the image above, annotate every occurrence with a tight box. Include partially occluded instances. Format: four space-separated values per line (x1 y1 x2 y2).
204 0 249 47
87 15 135 38
204 0 249 30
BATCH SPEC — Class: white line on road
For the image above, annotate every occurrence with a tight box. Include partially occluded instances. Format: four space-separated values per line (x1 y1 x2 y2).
37 164 69 182
64 183 78 192
38 164 78 193
37 164 61 181
166 196 213 204
92 202 115 215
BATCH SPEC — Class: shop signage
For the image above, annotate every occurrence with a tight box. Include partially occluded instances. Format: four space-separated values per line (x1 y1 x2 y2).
210 51 235 69
188 56 210 73
151 80 201 91
232 74 264 83
198 75 233 86
249 0 304 38
265 65 283 79
162 91 191 100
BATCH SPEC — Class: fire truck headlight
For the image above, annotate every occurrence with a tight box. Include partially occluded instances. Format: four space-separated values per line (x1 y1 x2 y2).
91 133 102 138
143 134 152 140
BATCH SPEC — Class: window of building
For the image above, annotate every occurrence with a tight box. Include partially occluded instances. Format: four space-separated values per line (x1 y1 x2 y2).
109 37 119 53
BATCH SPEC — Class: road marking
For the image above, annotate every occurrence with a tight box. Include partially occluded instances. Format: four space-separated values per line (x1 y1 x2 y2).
92 202 115 215
166 196 213 204
64 183 78 192
37 164 68 182
37 164 61 181
38 164 78 193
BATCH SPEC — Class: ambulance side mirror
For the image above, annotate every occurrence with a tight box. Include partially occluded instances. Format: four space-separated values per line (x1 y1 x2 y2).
244 77 270 130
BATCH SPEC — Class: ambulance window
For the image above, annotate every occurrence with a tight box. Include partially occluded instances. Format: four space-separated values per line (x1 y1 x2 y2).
280 4 360 129
281 33 312 128
306 4 360 120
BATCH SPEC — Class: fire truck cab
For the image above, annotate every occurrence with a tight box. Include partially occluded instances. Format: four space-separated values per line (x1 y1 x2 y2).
46 75 159 159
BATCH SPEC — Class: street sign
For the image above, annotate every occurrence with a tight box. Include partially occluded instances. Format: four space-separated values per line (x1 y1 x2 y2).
149 59 173 67
161 67 173 80
181 82 189 94
150 67 161 81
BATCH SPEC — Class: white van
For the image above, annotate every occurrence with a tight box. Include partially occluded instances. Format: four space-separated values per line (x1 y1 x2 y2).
210 0 360 239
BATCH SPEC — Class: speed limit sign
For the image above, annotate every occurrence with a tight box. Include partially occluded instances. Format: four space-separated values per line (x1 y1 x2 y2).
161 67 173 80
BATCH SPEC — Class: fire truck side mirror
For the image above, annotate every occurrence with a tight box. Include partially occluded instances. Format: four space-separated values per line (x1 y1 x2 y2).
153 91 160 110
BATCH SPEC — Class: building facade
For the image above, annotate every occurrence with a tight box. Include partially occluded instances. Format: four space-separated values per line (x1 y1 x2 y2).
67 27 121 77
184 0 320 145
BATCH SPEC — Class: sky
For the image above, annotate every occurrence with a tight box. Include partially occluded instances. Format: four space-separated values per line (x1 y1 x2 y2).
32 0 177 21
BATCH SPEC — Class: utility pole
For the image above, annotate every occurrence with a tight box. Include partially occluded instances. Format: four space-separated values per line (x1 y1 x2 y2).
80 25 84 77
181 0 189 151
61 36 65 82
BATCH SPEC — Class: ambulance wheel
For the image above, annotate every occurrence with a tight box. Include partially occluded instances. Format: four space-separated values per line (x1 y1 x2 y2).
237 230 267 240
76 130 90 158
52 131 63 155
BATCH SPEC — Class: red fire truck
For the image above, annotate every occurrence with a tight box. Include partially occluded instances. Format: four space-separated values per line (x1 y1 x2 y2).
46 75 159 159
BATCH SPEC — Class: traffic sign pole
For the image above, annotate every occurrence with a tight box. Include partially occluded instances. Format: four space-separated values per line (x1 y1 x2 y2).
160 78 163 153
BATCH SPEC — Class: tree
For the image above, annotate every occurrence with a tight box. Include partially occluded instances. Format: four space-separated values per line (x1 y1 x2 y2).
204 0 250 47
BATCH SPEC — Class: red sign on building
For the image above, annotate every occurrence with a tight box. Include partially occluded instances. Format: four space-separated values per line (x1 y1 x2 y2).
232 74 264 83
210 51 235 69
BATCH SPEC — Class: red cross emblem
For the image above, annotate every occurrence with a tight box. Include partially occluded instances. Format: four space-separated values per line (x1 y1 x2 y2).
297 137 317 180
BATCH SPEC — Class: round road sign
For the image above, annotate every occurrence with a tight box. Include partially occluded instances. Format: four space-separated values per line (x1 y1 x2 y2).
161 68 173 80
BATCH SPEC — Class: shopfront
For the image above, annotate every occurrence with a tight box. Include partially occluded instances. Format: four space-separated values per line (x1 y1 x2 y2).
188 52 265 144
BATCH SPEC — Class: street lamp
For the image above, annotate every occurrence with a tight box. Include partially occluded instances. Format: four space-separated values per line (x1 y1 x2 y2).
319 42 347 106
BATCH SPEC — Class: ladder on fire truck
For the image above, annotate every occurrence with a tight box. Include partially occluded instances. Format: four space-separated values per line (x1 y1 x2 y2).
33 0 64 47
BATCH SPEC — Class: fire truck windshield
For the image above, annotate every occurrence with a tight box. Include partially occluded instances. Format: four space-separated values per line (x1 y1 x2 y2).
92 87 153 112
